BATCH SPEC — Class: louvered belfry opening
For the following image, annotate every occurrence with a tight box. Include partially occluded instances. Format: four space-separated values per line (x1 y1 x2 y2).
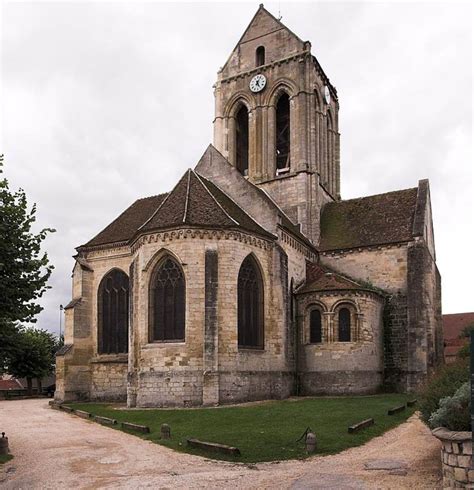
236 105 249 176
338 307 351 342
98 269 129 354
238 255 264 349
275 93 290 170
149 257 185 342
310 309 322 343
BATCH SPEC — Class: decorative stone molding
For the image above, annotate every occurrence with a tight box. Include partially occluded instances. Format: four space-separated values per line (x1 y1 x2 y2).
320 241 409 257
278 227 317 261
432 427 473 487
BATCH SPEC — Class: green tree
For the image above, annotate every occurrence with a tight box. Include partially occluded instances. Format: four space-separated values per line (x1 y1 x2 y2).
6 327 61 395
0 155 55 361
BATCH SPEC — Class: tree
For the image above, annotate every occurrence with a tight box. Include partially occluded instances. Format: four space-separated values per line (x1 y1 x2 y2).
0 155 55 360
6 327 61 395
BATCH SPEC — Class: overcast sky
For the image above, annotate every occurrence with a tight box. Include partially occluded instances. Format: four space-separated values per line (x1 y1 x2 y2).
1 1 472 336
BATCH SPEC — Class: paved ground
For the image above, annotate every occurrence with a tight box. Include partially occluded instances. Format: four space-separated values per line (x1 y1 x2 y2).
0 399 441 489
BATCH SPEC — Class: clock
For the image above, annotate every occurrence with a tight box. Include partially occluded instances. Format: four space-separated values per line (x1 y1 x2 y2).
249 74 266 93
323 85 331 105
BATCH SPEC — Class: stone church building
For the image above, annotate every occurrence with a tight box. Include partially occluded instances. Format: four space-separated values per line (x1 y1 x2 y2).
56 6 443 407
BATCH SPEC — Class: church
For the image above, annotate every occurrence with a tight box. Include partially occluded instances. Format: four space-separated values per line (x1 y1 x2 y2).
56 5 443 407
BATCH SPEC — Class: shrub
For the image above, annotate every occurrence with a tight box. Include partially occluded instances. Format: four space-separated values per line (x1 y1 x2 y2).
428 382 471 431
419 358 469 425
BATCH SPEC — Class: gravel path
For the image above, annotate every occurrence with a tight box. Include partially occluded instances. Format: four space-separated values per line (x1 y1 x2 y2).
0 399 441 489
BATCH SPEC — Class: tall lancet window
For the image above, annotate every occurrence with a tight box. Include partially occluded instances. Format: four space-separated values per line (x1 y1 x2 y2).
98 269 129 354
235 105 249 176
238 255 264 349
149 257 185 342
276 93 290 171
256 46 265 67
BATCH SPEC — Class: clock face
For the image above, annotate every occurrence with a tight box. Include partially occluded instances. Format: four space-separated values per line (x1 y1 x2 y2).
323 85 331 104
249 74 266 93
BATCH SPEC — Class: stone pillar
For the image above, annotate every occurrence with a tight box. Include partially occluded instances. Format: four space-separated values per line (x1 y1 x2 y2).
202 248 219 406
127 257 139 407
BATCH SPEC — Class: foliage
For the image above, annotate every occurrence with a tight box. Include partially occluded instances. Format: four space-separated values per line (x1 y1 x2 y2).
459 322 474 339
0 454 13 465
0 155 55 360
428 382 471 431
5 327 61 383
419 358 469 425
70 394 416 463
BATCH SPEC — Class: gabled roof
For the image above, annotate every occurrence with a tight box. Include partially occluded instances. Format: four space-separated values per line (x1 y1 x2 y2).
319 187 419 252
297 261 369 295
79 167 275 250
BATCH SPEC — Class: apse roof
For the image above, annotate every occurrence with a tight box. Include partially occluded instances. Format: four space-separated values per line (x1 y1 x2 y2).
79 169 275 249
319 187 419 252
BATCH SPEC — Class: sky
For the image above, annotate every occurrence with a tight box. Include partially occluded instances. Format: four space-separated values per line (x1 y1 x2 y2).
1 1 472 336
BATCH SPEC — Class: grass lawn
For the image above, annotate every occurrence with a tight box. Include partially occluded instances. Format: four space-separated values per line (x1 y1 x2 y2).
0 454 13 465
69 394 416 463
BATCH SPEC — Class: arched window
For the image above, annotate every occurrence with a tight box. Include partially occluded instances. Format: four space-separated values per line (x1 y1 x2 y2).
98 269 129 354
276 93 290 171
149 257 185 342
338 307 351 342
309 309 322 343
256 46 265 67
238 255 264 349
235 105 249 176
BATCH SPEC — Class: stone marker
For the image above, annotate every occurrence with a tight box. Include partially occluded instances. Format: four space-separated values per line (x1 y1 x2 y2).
407 399 417 407
95 415 117 426
121 422 150 434
75 410 92 419
387 405 406 415
348 418 374 433
187 438 241 456
0 433 9 456
60 405 74 413
305 432 317 453
160 423 171 439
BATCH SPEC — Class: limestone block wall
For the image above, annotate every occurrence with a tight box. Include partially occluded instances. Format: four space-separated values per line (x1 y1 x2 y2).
128 230 293 407
296 290 384 395
432 428 473 487
90 357 128 402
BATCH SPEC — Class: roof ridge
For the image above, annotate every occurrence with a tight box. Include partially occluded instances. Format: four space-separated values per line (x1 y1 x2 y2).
183 169 192 224
331 186 418 205
137 172 186 232
192 170 239 226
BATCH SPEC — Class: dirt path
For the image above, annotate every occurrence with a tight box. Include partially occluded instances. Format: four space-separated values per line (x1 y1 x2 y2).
0 399 441 489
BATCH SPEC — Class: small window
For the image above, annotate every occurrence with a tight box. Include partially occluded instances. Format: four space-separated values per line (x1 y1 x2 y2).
256 46 265 67
338 308 351 342
309 309 322 343
149 257 185 342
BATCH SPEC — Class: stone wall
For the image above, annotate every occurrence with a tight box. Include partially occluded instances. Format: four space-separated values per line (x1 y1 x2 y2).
296 289 384 395
432 427 473 487
90 356 128 402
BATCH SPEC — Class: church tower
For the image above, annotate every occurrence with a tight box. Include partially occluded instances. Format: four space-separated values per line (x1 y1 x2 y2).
213 4 340 244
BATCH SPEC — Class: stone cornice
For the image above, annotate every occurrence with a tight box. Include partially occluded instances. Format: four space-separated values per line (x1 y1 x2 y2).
320 241 410 256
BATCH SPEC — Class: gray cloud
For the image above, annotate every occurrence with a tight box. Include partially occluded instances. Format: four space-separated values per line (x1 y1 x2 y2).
1 1 472 335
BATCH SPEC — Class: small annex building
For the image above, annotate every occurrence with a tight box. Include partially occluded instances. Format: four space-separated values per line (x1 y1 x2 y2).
56 5 443 407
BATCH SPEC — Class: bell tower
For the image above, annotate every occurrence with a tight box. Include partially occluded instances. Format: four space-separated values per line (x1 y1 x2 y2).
213 4 340 244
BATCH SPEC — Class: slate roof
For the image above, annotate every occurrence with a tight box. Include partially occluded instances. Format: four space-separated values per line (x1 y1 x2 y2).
80 169 274 250
319 187 418 251
297 261 370 295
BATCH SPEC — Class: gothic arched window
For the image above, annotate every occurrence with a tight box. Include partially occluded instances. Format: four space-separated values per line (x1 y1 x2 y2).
338 307 351 342
236 105 249 176
98 269 129 354
238 255 264 349
149 257 185 342
256 46 265 67
276 93 290 171
310 308 322 344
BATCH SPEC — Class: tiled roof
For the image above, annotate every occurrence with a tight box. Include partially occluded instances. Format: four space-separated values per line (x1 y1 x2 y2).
80 169 274 250
0 379 23 391
443 312 474 341
297 261 369 294
81 193 168 248
319 187 418 251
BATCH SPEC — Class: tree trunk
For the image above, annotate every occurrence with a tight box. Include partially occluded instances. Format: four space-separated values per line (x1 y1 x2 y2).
37 378 43 396
26 377 33 396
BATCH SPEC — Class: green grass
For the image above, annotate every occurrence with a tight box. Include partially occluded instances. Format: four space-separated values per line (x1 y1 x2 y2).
69 394 415 463
0 454 13 465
